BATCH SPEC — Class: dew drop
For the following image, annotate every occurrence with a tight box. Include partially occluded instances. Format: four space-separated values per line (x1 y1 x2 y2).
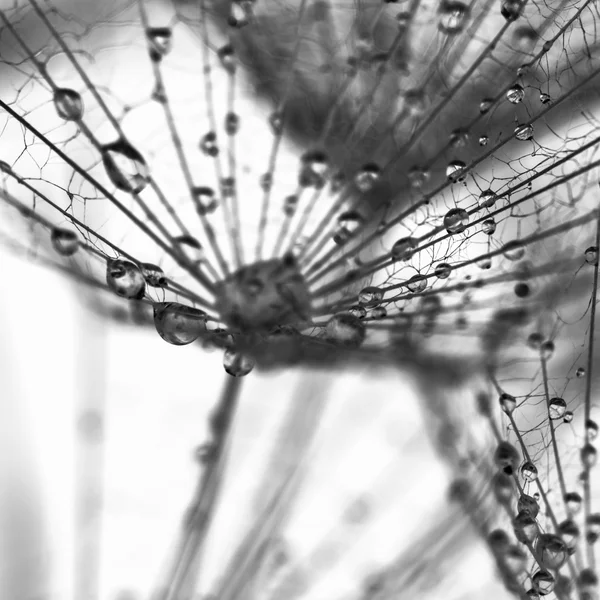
141 263 167 287
371 306 387 320
482 218 496 235
549 397 566 420
588 514 600 544
147 27 172 62
494 441 520 475
488 529 511 552
407 165 430 189
358 286 383 308
582 443 598 468
225 112 240 135
502 545 527 575
192 186 218 215
268 111 284 135
54 88 83 121
283 194 298 217
515 123 534 141
50 227 79 256
540 340 555 360
514 282 530 298
223 348 255 376
513 511 537 543
518 493 540 518
478 134 489 146
536 534 568 570
446 160 467 183
564 411 574 423
217 43 236 73
540 92 551 104
479 189 497 208
585 246 599 265
558 519 580 548
349 305 367 319
501 0 524 22
106 259 145 299
153 302 207 345
527 332 542 349
502 240 526 261
435 262 452 279
477 257 492 270
102 140 150 194
532 571 555 596
492 472 514 502
520 460 538 481
221 176 236 197
443 207 469 234
391 236 418 261
174 235 205 265
449 127 470 148
200 131 219 156
406 274 427 293
506 84 525 104
326 313 366 348
588 419 599 440
437 1 469 34
299 150 329 188
404 89 426 115
500 392 516 415
354 163 381 192
479 98 494 114
334 211 364 245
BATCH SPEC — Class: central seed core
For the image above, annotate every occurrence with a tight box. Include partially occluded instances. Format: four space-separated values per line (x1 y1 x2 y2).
215 255 312 333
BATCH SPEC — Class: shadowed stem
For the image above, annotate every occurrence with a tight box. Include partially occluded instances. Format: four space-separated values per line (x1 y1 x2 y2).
153 374 244 600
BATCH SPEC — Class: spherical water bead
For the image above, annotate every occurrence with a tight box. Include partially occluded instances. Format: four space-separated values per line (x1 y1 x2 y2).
494 441 520 475
223 349 255 377
106 259 145 299
391 236 418 261
435 262 452 279
585 246 599 265
225 112 240 135
540 92 551 104
443 207 469 234
334 211 364 245
406 274 427 293
153 302 207 345
349 305 367 319
536 534 568 570
493 472 514 502
54 88 83 121
565 491 582 513
577 367 587 378
578 569 599 599
502 240 525 261
582 443 597 468
532 571 555 596
299 150 329 188
506 84 525 104
147 27 172 62
482 218 496 235
527 332 542 349
520 460 538 481
478 189 497 208
221 177 236 197
502 545 528 576
488 529 511 553
358 286 383 308
200 131 219 156
141 263 167 287
500 392 517 415
513 511 537 544
549 397 567 420
192 186 218 215
479 98 494 114
515 123 534 141
449 127 470 148
564 411 574 423
478 257 492 270
478 134 489 146
268 111 284 135
501 0 524 22
587 419 599 440
407 166 429 189
50 227 79 256
217 43 236 73
354 163 381 192
102 140 150 194
280 194 298 218
514 282 529 298
437 1 469 33
558 519 580 548
526 590 540 600
513 26 538 52
540 340 555 360
326 313 366 348
371 306 387 320
518 493 540 518
174 235 204 265
588 514 600 544
446 160 467 183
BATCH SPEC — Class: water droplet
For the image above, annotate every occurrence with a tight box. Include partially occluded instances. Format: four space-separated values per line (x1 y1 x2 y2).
536 534 568 570
500 392 517 414
582 443 598 468
54 88 83 121
502 545 528 575
527 332 542 349
446 160 467 183
268 111 284 135
479 98 494 114
192 186 218 215
578 569 599 597
443 207 469 234
482 218 496 235
50 227 79 256
549 397 566 420
477 257 492 270
354 163 381 192
223 348 255 376
404 89 426 114
217 43 236 73
532 571 555 596
141 263 167 287
558 519 580 548
102 140 150 194
513 26 538 52
407 165 430 189
492 472 514 502
299 150 329 188
174 235 205 264
438 1 469 34
513 282 529 298
564 411 574 423
349 305 367 319
520 460 538 481
147 27 172 62
478 134 489 146
540 340 555 360
221 176 236 197
106 259 145 299
585 246 599 265
259 173 272 192
358 286 383 308
479 189 497 208
391 236 418 261
501 0 524 22
502 240 526 261
200 131 219 156
518 493 540 518
228 0 254 28
588 419 599 440
326 313 366 348
371 306 387 320
282 194 298 217
540 92 551 104
587 514 600 543
153 302 207 345
435 262 452 279
515 123 534 141
406 273 427 293
225 112 240 135
494 441 520 475
449 127 470 148
334 211 364 245
506 84 525 104
513 511 538 543
488 529 511 552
